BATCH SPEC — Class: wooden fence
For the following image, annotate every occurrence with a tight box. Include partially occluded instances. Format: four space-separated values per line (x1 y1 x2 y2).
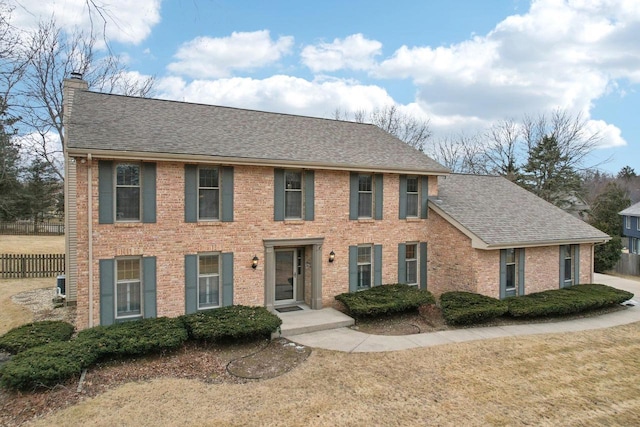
613 253 640 277
0 254 65 278
0 221 64 235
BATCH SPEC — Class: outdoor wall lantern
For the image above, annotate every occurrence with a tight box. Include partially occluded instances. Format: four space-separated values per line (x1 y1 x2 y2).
252 255 259 269
328 250 335 263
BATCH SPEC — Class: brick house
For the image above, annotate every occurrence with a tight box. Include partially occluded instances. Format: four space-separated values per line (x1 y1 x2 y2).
620 202 640 254
63 77 610 329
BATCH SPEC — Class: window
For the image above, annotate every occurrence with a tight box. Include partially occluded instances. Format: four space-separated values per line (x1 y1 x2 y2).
501 248 524 298
198 254 220 309
358 174 373 218
406 177 419 217
563 247 573 286
116 258 142 319
405 244 418 286
505 248 517 293
637 218 640 232
198 167 219 220
357 246 372 290
116 163 141 221
632 238 639 255
560 245 579 288
626 216 631 229
285 170 302 219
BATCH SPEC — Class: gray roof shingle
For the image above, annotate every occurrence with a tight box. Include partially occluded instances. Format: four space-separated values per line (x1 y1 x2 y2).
620 201 640 216
430 174 610 248
66 90 449 174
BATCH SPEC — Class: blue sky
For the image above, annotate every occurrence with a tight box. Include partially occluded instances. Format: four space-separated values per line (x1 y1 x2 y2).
10 0 640 174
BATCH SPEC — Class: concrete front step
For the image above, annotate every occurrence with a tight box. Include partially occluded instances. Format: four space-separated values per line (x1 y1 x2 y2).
273 306 355 338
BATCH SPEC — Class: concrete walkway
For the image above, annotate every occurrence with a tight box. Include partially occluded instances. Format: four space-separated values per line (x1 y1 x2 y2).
290 273 640 353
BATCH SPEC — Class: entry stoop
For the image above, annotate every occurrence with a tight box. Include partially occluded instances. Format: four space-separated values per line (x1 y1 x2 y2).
273 306 354 338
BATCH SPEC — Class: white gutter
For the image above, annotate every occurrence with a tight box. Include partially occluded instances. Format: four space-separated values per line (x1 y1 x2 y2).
87 153 93 327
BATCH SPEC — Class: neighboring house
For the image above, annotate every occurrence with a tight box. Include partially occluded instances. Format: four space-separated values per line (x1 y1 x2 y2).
62 77 610 330
620 202 640 254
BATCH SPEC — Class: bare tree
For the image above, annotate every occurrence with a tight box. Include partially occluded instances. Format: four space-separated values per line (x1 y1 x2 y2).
334 105 432 150
482 119 522 181
427 133 484 173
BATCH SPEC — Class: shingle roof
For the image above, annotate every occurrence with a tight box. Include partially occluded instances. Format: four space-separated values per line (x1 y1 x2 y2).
620 201 640 216
430 174 610 248
66 90 449 174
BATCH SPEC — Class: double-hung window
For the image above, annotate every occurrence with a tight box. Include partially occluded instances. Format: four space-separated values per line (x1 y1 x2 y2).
357 246 372 290
626 216 631 229
198 254 220 309
198 167 220 220
560 244 579 288
285 171 303 219
406 177 419 218
116 164 141 221
405 243 418 286
116 258 142 319
563 247 573 286
358 175 373 218
505 248 517 293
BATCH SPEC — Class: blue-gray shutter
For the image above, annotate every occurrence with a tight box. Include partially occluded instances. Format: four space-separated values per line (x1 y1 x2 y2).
348 245 358 292
421 176 429 219
349 172 359 220
374 174 383 220
221 166 234 222
143 256 157 318
99 259 115 325
419 242 428 290
574 245 580 285
499 249 507 299
399 175 407 219
397 243 407 283
304 170 314 221
374 244 382 286
274 169 284 221
142 163 156 223
518 249 525 296
184 165 197 223
98 161 114 224
184 255 197 314
222 252 234 306
559 245 566 288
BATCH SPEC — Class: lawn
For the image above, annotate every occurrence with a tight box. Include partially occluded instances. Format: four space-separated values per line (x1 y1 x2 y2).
0 235 64 254
0 278 54 335
26 321 640 426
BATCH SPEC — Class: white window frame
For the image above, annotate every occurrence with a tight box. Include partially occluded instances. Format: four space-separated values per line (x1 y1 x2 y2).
406 176 419 218
626 216 631 229
405 243 418 286
198 167 220 221
115 257 142 320
284 170 303 219
198 253 221 310
115 163 141 222
563 245 575 286
358 174 373 219
357 245 372 290
505 248 518 293
637 218 640 232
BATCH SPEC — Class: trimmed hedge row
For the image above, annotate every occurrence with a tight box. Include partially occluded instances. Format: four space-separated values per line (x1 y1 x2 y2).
335 284 435 318
0 305 281 391
440 292 508 326
0 321 75 355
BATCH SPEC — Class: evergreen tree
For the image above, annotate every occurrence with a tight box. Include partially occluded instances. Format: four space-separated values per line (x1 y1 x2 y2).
22 157 61 226
0 111 22 220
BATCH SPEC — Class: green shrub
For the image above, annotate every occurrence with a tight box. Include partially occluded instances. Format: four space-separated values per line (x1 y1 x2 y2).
75 317 188 358
0 340 99 390
507 284 634 318
181 305 282 342
440 292 508 326
0 321 75 355
335 284 435 318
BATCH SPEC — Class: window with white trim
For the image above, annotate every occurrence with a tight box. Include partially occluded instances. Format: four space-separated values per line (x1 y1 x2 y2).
357 246 372 289
405 243 418 286
198 254 220 309
198 167 220 220
505 248 518 293
116 163 141 221
285 170 302 219
116 258 142 319
625 216 631 229
563 245 574 286
358 174 373 218
406 177 419 218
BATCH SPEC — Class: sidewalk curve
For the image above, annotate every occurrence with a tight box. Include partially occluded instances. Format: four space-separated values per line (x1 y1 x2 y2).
290 273 640 353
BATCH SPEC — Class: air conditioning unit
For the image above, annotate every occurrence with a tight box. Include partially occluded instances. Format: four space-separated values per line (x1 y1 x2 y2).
56 274 66 297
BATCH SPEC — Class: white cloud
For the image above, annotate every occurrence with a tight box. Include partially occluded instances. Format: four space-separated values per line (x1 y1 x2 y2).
301 33 382 72
7 0 160 45
167 30 294 79
156 75 394 118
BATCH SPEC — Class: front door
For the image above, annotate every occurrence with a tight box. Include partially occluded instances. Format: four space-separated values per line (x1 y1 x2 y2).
275 249 296 305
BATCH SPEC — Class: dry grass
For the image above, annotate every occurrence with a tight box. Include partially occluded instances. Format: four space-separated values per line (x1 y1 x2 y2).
29 322 640 427
0 278 53 335
0 235 64 254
